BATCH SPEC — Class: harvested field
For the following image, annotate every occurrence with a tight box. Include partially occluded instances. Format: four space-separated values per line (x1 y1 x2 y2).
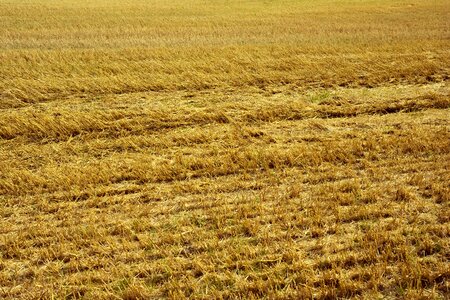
0 0 449 299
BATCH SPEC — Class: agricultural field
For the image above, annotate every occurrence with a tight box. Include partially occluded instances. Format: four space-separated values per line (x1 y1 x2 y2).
0 0 449 299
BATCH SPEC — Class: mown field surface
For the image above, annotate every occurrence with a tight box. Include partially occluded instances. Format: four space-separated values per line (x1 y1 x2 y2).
1 0 449 299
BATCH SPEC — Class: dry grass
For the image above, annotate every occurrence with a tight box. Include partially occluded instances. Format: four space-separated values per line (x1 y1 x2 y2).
1 0 449 299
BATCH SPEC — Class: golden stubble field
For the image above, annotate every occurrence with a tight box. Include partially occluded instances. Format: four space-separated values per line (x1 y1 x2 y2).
0 0 449 299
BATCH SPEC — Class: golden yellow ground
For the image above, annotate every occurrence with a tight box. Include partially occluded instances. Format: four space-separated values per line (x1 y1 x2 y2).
0 0 449 299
